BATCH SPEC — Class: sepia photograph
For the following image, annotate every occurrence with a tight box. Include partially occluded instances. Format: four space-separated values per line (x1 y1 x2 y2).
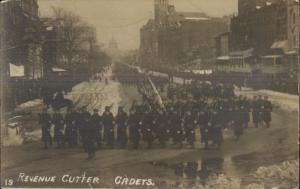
0 0 299 188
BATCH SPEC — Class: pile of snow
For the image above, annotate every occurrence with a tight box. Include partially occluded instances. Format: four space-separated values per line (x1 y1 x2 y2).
2 128 23 146
16 99 43 110
22 129 42 144
252 159 299 188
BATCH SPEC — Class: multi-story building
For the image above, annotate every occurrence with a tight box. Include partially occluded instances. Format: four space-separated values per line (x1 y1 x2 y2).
215 0 299 93
0 0 44 80
140 0 228 68
230 0 299 63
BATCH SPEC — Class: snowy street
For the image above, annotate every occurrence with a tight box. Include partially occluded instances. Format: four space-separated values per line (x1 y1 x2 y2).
1 66 299 189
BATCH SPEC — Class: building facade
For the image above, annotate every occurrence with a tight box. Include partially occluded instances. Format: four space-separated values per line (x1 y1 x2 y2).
140 0 228 69
230 0 299 60
1 0 44 80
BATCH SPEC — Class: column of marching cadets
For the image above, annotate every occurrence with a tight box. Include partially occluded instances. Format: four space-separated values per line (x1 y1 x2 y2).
38 83 272 159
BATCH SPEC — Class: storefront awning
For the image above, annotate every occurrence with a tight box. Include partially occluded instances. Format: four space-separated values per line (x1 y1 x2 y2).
229 48 254 58
271 40 288 53
262 55 283 59
9 63 24 77
216 55 230 60
52 67 67 72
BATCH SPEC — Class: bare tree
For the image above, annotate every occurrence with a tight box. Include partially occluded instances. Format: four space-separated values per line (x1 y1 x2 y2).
50 7 105 78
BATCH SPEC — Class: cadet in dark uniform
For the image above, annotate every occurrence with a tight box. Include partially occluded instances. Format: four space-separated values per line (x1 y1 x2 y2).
198 107 208 145
203 110 213 149
257 95 265 127
128 109 141 149
38 108 52 148
211 110 223 149
81 114 97 159
183 110 196 148
64 108 77 148
241 96 250 128
90 109 102 148
156 110 168 148
233 106 244 140
262 96 272 128
102 106 115 148
115 107 128 148
142 109 155 149
252 96 259 128
172 110 184 148
52 110 65 148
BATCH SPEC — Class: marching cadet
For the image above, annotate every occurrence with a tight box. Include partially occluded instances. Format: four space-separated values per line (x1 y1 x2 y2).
257 95 265 127
262 96 272 128
198 107 208 145
233 105 244 140
52 109 65 148
102 106 115 148
64 108 77 148
203 110 213 149
115 107 128 148
142 108 155 149
90 109 102 149
76 108 85 144
156 110 168 148
183 110 196 148
241 96 251 128
81 112 97 160
252 96 259 128
172 110 184 148
211 110 223 149
38 108 52 148
128 109 141 149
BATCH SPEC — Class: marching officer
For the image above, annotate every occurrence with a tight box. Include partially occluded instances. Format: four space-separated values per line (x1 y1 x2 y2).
90 109 102 149
102 106 115 148
52 109 65 148
128 109 141 149
81 112 97 159
38 108 52 148
262 96 272 128
115 107 128 148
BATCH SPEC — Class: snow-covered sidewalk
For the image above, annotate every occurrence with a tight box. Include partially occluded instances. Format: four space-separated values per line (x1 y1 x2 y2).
66 69 122 115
